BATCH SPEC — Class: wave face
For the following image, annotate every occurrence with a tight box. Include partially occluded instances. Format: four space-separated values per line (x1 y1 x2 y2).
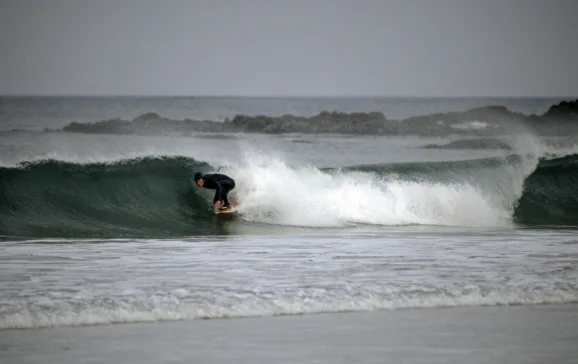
1 153 577 238
0 157 215 238
513 154 578 225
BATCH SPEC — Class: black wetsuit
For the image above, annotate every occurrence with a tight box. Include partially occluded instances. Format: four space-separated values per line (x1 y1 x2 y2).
201 173 236 207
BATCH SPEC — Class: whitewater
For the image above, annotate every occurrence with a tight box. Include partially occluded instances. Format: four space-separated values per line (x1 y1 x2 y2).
1 97 577 346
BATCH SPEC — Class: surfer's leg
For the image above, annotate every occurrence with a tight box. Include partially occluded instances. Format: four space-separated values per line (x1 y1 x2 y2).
213 190 221 206
220 180 235 207
222 186 231 207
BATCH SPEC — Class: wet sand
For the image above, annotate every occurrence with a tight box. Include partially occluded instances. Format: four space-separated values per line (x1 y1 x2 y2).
2 304 577 364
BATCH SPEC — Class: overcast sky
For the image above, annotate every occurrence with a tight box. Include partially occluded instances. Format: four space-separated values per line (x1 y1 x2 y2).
1 0 577 97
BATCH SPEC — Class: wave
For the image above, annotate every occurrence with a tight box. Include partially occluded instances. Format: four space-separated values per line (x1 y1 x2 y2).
513 153 578 225
0 157 216 238
2 152 578 238
3 283 576 329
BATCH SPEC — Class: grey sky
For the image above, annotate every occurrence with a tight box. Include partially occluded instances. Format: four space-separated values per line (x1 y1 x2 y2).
1 0 577 97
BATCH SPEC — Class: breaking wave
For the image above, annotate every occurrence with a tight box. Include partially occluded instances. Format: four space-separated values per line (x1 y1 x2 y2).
3 283 576 329
2 152 578 239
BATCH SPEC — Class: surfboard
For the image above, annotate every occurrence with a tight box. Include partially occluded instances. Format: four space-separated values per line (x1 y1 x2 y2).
214 206 237 215
214 202 240 215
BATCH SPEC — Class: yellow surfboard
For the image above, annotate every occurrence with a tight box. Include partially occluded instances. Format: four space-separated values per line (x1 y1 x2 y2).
214 202 240 215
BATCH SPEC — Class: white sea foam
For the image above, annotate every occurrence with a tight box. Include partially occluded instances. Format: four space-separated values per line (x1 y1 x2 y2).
2 285 576 329
224 150 537 228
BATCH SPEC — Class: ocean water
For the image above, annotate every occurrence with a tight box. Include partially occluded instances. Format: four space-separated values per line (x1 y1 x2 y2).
1 96 577 335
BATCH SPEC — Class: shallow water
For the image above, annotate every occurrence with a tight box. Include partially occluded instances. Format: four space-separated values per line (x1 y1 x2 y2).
2 227 577 329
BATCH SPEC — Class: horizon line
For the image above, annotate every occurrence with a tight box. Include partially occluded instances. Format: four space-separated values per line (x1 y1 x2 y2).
1 93 576 99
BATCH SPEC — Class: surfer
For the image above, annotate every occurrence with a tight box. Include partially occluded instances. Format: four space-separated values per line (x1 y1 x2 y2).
193 172 236 210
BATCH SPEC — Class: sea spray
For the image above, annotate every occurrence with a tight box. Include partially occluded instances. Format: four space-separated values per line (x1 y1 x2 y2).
227 153 513 227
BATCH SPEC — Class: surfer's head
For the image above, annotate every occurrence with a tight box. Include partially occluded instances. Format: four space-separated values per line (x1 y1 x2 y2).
193 172 204 187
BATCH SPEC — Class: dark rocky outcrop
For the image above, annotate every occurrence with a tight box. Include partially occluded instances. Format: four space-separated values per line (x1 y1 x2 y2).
542 100 578 120
55 99 578 137
404 105 526 124
423 138 513 150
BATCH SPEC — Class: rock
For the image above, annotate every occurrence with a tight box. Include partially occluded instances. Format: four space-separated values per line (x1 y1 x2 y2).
55 99 578 137
423 138 512 150
542 99 578 120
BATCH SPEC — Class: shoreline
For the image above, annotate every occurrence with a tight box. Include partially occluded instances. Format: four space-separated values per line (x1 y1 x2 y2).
2 304 577 364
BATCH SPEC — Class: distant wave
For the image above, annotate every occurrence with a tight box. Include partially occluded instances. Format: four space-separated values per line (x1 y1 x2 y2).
45 99 578 137
2 152 578 239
